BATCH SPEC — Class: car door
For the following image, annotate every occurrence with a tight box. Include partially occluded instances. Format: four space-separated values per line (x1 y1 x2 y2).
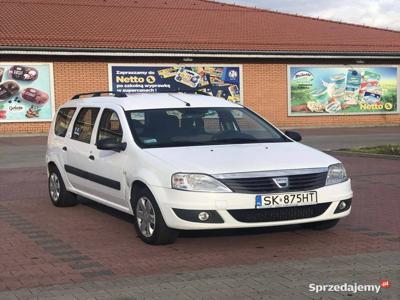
85 105 130 208
49 106 77 179
64 106 101 195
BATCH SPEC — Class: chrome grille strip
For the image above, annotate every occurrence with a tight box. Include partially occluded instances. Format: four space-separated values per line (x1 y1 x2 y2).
212 167 328 179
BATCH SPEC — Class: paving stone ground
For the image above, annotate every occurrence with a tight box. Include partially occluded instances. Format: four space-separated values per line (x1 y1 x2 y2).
0 134 399 299
0 251 398 300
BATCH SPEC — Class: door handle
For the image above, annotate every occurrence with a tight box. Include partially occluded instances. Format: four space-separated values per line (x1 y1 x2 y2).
62 146 67 151
89 155 95 161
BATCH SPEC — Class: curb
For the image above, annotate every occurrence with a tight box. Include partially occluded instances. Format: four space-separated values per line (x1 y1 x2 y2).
326 150 400 161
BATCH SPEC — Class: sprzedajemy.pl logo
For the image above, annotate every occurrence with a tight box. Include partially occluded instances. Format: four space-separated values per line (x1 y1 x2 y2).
309 280 391 294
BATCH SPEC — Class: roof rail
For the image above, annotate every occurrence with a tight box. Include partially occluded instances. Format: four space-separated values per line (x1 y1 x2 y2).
71 91 127 100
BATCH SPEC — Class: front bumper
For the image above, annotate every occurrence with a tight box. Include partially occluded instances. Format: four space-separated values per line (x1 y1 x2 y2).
150 179 353 230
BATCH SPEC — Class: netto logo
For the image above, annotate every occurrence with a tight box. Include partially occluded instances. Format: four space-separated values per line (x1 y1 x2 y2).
146 75 156 83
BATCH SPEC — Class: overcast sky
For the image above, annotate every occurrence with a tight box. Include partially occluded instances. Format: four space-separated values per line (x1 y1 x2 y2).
219 0 400 31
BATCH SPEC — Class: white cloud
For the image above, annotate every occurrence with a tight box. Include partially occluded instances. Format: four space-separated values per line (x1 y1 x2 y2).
218 0 400 30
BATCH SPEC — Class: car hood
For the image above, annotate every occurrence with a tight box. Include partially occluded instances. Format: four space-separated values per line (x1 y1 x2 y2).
144 142 339 175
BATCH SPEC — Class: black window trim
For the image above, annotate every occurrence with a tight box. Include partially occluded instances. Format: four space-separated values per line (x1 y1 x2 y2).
71 106 100 144
96 108 124 145
54 107 77 138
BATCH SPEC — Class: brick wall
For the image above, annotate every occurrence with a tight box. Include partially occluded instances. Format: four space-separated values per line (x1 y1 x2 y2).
0 58 399 134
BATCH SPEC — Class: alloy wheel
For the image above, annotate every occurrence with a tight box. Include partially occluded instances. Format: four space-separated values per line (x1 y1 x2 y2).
136 196 156 237
49 173 61 202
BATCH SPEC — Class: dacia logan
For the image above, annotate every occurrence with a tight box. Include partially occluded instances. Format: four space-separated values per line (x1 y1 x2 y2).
46 92 352 244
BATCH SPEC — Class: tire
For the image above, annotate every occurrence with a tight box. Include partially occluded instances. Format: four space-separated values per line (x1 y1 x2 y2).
48 166 78 207
304 219 340 230
132 186 178 245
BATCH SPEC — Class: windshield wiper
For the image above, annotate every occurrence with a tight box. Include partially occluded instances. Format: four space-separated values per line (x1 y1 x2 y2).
144 141 210 148
213 138 285 144
143 138 285 148
213 138 259 144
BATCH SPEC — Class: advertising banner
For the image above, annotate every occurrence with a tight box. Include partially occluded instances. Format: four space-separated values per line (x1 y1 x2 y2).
109 64 243 104
288 65 399 115
0 63 54 122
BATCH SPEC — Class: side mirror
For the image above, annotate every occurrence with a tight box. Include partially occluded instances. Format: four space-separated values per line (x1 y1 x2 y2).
285 130 302 142
97 138 127 152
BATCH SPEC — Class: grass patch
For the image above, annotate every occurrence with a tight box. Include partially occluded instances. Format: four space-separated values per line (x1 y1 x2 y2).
343 144 400 156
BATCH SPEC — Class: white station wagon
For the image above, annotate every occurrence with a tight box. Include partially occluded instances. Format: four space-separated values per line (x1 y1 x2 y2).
46 92 353 244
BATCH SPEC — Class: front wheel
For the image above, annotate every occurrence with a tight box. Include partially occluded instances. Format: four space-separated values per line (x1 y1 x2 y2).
132 187 178 245
303 219 340 230
48 166 78 207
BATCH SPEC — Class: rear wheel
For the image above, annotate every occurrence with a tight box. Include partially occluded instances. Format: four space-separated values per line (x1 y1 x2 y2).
304 219 340 230
48 166 78 207
132 187 178 245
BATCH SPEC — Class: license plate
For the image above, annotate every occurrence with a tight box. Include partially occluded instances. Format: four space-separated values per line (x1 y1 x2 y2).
255 191 318 209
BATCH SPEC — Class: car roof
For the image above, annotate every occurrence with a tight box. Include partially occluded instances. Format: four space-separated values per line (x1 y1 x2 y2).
61 93 242 110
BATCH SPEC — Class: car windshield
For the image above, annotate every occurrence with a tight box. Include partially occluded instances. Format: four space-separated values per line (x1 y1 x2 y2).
126 107 288 148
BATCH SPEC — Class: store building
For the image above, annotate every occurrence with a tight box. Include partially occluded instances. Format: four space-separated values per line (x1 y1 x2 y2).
1 0 399 134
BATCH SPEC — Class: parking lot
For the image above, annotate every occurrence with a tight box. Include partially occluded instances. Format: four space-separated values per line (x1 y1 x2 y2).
0 132 399 300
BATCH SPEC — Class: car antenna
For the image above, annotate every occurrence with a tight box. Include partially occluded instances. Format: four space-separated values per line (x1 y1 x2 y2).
169 92 191 106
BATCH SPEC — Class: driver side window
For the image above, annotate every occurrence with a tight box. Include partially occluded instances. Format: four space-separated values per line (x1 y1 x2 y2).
97 109 123 144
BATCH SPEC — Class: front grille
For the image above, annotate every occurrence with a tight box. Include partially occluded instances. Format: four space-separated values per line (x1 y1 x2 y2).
228 203 331 223
220 172 327 194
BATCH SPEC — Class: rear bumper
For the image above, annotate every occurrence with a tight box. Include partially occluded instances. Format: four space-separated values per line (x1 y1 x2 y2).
150 179 353 230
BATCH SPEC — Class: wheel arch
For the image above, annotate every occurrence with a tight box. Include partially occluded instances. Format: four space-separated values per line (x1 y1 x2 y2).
47 161 58 171
130 180 178 244
47 160 71 190
130 180 149 204
130 180 163 212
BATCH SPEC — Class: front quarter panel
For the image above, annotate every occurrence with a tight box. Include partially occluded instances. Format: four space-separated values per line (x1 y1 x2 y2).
125 149 176 191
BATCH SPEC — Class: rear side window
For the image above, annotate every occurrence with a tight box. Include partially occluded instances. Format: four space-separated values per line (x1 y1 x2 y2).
71 107 100 144
97 109 123 144
54 108 76 137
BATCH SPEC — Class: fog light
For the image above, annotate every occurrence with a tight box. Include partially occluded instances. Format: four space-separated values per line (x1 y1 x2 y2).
334 199 352 214
339 201 347 210
198 212 210 221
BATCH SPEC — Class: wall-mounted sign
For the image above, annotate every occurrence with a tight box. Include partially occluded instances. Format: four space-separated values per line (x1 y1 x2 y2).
288 65 399 116
0 63 55 122
109 64 243 104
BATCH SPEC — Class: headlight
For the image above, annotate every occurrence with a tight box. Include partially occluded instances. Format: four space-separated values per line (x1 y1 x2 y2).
326 163 348 186
172 173 232 192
